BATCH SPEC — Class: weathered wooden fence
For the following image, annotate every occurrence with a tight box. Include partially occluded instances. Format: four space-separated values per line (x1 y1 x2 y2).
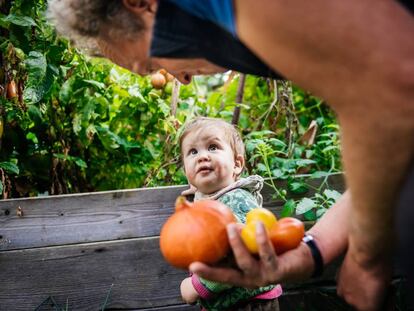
0 175 408 310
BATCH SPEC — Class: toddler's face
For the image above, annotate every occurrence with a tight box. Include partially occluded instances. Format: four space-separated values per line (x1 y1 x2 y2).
181 127 243 194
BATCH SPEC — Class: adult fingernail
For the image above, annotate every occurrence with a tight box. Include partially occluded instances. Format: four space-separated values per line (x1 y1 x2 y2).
227 224 237 239
256 221 265 235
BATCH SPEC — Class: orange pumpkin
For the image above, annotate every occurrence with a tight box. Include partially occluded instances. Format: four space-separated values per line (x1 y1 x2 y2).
160 196 235 269
269 217 305 255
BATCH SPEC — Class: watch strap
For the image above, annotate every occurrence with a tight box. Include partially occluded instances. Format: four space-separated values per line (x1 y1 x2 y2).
302 233 324 278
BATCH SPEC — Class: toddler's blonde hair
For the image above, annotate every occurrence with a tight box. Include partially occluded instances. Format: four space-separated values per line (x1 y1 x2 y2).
179 117 245 160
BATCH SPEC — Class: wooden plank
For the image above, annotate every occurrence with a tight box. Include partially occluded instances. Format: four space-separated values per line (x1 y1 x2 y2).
0 185 187 251
0 175 345 252
0 237 189 311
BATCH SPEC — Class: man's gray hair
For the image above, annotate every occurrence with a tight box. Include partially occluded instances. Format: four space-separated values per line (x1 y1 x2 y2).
47 0 145 50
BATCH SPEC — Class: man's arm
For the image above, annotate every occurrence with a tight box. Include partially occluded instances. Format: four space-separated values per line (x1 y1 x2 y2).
234 1 414 309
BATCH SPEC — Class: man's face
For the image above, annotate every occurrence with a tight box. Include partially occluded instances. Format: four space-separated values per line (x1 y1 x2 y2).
97 16 226 84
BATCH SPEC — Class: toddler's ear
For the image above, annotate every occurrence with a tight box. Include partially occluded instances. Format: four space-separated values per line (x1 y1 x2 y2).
234 155 245 176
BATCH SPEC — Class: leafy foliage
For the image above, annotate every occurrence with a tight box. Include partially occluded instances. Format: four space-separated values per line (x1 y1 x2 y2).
0 0 186 196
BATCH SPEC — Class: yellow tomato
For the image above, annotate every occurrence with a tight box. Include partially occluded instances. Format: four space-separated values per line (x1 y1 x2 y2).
240 222 259 254
246 208 277 230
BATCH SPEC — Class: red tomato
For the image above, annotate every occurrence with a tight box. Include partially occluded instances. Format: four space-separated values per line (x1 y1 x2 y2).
269 217 305 255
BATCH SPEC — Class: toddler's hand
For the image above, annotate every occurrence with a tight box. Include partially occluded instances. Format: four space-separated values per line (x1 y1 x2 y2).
180 277 199 304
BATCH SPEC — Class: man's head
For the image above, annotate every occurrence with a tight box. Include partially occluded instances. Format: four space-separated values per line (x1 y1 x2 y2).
48 0 226 84
48 0 149 50
179 117 245 194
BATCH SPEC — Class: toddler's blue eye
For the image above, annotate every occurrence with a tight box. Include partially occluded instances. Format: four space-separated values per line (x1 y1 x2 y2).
209 144 218 151
189 148 197 155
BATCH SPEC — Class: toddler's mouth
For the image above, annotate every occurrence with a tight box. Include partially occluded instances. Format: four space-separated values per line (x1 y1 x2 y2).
197 166 213 174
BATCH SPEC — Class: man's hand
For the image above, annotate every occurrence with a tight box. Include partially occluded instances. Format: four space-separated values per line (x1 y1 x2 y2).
190 222 314 289
337 245 392 311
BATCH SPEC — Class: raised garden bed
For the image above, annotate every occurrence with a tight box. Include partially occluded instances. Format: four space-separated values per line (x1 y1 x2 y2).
0 175 409 310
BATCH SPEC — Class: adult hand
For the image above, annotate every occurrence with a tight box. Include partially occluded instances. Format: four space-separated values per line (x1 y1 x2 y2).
337 244 391 311
189 222 314 289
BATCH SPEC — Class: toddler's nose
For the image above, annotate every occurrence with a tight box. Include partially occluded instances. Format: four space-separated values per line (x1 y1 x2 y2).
197 151 210 162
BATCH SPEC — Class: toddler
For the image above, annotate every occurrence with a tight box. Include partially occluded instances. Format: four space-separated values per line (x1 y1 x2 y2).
179 117 282 311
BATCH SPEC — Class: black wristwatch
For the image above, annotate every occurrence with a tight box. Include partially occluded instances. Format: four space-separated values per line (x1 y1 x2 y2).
302 233 324 278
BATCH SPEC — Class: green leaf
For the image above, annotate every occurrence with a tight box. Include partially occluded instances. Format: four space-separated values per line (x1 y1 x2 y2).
323 189 342 202
84 79 105 90
81 100 97 123
268 138 286 148
295 197 316 215
28 105 42 122
0 13 7 28
53 153 66 160
26 132 38 144
281 199 296 217
128 85 147 103
25 51 47 81
0 14 36 27
0 181 3 195
316 208 328 219
245 139 261 153
322 145 338 153
74 158 87 168
72 114 82 134
271 169 285 179
303 209 317 221
157 99 171 116
24 52 50 104
295 159 316 167
257 163 267 173
0 162 19 174
288 181 308 194
144 140 157 159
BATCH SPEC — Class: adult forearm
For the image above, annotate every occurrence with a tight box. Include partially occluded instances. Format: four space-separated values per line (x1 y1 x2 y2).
308 190 350 264
340 110 414 264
